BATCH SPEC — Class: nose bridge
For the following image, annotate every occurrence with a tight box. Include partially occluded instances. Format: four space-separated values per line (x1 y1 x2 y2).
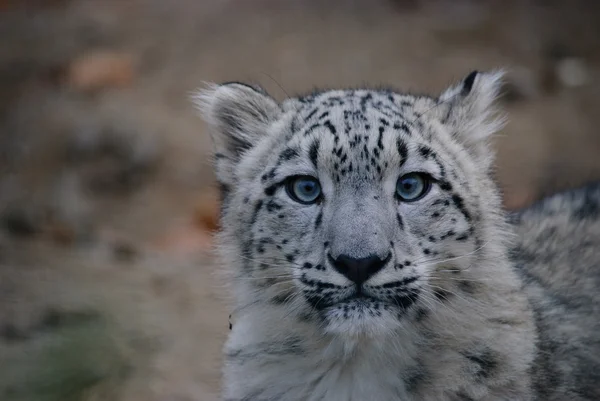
329 195 390 260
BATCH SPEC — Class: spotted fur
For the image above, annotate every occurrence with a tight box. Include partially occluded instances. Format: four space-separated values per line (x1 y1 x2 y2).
194 71 599 401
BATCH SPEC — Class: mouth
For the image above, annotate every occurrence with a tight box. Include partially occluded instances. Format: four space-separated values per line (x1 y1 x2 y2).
315 285 420 311
339 287 375 303
322 286 387 309
302 273 421 312
304 285 374 310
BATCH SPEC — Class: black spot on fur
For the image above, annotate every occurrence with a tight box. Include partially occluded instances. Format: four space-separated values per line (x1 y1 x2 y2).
309 139 320 168
393 122 411 137
456 233 470 241
462 70 479 95
360 93 372 112
396 139 408 166
264 185 277 196
315 211 323 229
271 291 294 304
323 120 337 135
441 230 455 239
573 195 600 220
458 280 477 295
303 122 321 137
266 200 282 212
439 181 453 192
305 108 318 121
451 194 472 222
405 365 427 393
380 277 418 288
414 308 430 323
391 288 420 310
219 183 231 213
452 392 476 401
464 348 499 380
419 146 432 158
250 200 263 226
396 213 405 230
279 147 299 161
433 288 452 302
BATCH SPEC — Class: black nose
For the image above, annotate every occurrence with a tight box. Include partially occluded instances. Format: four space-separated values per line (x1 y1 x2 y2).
328 253 391 285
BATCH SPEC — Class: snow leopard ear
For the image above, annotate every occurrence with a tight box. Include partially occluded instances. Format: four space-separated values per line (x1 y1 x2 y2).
438 70 505 164
194 82 281 184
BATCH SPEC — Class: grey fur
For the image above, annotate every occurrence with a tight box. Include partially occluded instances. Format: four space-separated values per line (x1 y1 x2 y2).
510 183 600 400
194 71 599 401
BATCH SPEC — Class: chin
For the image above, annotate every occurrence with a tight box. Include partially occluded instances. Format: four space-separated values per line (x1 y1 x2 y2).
320 298 403 337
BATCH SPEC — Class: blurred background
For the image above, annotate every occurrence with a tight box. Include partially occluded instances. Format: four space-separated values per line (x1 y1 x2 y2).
1 0 599 400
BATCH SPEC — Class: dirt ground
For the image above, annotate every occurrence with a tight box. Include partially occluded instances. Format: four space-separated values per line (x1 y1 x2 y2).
1 1 600 400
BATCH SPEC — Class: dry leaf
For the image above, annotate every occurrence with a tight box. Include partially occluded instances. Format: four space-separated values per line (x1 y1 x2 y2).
193 190 220 233
66 51 134 92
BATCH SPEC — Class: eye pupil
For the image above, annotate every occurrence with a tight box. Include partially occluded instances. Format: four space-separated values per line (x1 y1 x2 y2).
286 176 322 204
396 173 431 202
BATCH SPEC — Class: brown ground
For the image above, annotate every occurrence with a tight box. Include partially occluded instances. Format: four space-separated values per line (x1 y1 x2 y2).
1 1 600 400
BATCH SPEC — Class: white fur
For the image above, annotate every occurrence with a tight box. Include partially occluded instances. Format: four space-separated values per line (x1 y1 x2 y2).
196 72 539 401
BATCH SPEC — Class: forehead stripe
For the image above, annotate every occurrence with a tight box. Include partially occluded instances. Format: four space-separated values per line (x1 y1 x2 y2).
309 139 320 168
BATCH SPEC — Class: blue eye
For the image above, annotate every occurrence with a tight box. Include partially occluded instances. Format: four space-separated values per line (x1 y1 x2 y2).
396 173 431 202
286 176 321 204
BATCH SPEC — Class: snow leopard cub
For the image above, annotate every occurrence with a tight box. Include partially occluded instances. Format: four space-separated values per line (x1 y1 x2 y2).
195 71 600 401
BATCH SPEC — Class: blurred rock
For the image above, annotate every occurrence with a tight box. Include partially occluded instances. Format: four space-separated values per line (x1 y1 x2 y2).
48 172 91 237
46 221 77 246
540 43 591 94
1 208 39 238
556 57 590 88
65 50 134 92
36 308 99 331
112 240 139 263
0 323 28 343
65 119 163 195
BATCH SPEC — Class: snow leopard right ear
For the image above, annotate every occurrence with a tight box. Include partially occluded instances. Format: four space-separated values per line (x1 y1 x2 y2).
438 70 505 162
193 82 281 184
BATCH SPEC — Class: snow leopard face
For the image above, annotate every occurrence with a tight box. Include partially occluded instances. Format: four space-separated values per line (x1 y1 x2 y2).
197 71 507 336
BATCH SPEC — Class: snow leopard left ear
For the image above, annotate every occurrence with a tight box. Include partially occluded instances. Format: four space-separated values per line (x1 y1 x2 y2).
193 82 281 185
438 70 505 163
